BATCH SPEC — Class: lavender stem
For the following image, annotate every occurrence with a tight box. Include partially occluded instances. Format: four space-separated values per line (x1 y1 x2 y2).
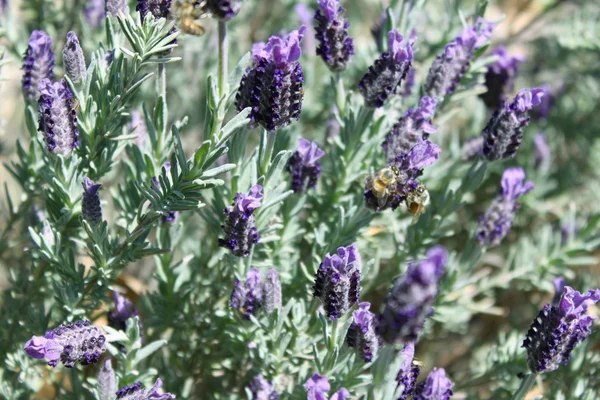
218 20 228 98
512 373 537 400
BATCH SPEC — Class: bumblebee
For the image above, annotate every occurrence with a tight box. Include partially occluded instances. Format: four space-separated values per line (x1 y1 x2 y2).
365 165 401 209
405 183 430 223
173 0 206 36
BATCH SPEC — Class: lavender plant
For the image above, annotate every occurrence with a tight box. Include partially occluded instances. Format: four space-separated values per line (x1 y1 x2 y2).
1 0 600 399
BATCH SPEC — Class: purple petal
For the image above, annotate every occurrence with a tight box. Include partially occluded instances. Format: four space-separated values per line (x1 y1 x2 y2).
408 139 441 170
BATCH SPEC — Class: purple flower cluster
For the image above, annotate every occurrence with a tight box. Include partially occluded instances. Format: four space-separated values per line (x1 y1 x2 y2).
24 320 106 368
345 302 380 362
480 46 524 110
313 244 361 320
378 246 448 344
476 168 534 247
425 18 495 99
230 268 281 319
358 30 415 108
382 96 438 162
236 27 306 132
481 88 544 161
63 31 87 84
115 379 175 399
248 374 279 399
524 286 600 374
413 368 454 400
314 0 354 72
202 0 242 20
38 79 80 156
287 138 325 193
305 373 350 400
395 343 420 400
219 185 263 257
137 0 172 20
22 30 55 102
82 177 102 225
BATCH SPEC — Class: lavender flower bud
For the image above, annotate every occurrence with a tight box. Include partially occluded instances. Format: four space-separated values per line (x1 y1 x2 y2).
358 30 415 108
314 0 354 72
38 79 79 156
552 277 566 306
413 368 454 400
236 27 306 132
523 286 600 374
98 358 116 400
476 168 534 247
24 320 106 367
201 0 242 20
105 0 128 16
137 0 172 20
481 88 545 161
82 177 102 225
479 46 523 110
63 32 87 85
249 374 278 399
287 138 325 193
313 244 361 320
533 133 551 172
85 0 106 28
230 268 263 319
263 269 282 314
115 379 175 399
305 373 350 400
345 302 380 362
460 136 483 161
425 18 495 99
378 246 448 344
396 343 420 400
22 30 55 102
382 96 437 161
219 185 263 257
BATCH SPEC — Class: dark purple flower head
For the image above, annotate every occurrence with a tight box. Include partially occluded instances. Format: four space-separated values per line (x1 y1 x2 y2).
413 368 454 400
287 138 325 193
85 0 106 28
523 286 600 374
313 244 362 320
22 30 55 102
219 185 263 257
480 46 524 109
263 269 282 314
534 133 551 171
425 18 495 99
481 88 544 161
63 31 87 84
201 0 242 20
115 378 175 399
314 0 354 71
108 291 138 331
98 359 116 399
38 78 79 156
24 320 106 368
236 27 306 131
82 176 102 225
305 374 349 400
230 268 264 319
249 374 278 399
383 96 438 161
346 302 380 362
359 30 415 108
137 0 172 20
378 246 448 344
477 168 534 247
106 0 128 16
396 343 421 400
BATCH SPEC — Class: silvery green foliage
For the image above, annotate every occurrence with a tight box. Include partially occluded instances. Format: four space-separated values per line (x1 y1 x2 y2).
1 1 600 399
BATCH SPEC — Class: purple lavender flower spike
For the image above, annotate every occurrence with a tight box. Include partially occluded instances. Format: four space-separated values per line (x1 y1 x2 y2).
236 27 306 132
82 177 102 225
378 246 448 344
425 18 495 99
461 136 483 161
22 30 55 102
38 79 79 156
383 97 438 162
314 0 354 72
287 138 325 193
137 0 172 20
330 388 350 400
230 268 264 319
98 359 116 400
116 378 176 399
305 373 330 400
313 244 362 320
359 30 415 108
480 46 524 109
201 0 242 20
106 0 128 16
108 291 138 331
24 320 106 368
481 88 545 161
346 302 380 362
63 32 87 84
249 374 279 399
396 343 420 400
85 0 106 28
413 368 454 400
219 185 263 257
523 286 600 374
476 168 534 247
263 269 282 314
534 133 551 172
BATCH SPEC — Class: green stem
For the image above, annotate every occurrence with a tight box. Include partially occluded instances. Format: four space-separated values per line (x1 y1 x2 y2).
261 130 277 177
329 319 339 352
512 373 537 400
217 20 228 99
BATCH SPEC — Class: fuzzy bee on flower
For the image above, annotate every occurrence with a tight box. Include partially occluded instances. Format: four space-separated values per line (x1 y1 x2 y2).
172 0 206 36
